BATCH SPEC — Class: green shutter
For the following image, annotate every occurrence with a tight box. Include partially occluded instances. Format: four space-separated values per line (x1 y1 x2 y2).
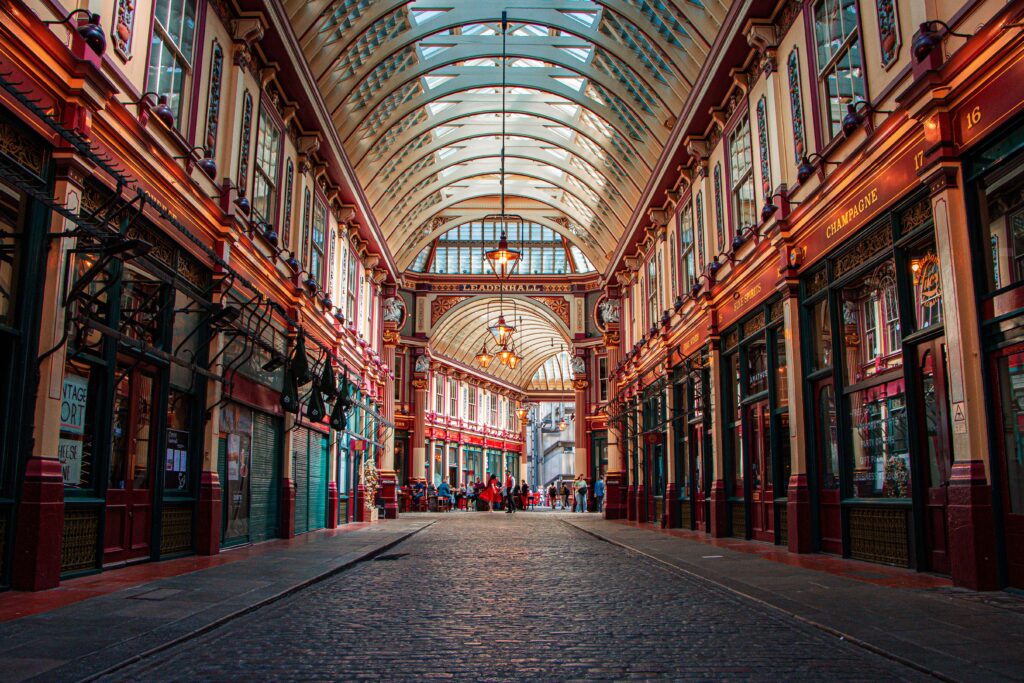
250 412 280 542
292 428 309 534
308 434 327 531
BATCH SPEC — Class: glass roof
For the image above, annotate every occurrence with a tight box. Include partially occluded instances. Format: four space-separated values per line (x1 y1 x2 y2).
287 0 729 272
529 351 573 392
410 220 595 274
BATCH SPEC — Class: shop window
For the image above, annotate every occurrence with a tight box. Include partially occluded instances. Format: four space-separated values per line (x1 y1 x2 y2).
109 368 156 491
729 114 756 231
165 390 191 492
346 247 358 323
679 203 696 293
818 385 840 489
746 338 769 396
0 183 22 323
725 351 743 495
808 297 832 371
221 403 253 541
910 246 943 330
813 0 865 140
841 260 903 384
489 393 498 424
849 382 910 498
59 357 101 489
668 234 678 300
996 351 1024 512
120 265 163 346
147 0 198 128
774 327 788 408
467 387 477 422
252 107 282 225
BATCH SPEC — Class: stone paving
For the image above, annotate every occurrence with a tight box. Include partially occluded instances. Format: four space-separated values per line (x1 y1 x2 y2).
106 513 931 682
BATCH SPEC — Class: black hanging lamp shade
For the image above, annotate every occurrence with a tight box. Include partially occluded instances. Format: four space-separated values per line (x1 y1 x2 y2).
319 362 338 400
153 95 176 129
78 13 107 56
306 388 326 422
281 367 299 414
291 331 313 386
330 393 351 430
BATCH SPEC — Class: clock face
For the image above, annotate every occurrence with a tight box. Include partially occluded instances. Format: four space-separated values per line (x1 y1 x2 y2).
788 247 803 268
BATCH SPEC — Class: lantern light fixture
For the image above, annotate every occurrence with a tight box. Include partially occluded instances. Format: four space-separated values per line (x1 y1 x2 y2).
45 10 106 56
488 314 515 347
475 343 494 369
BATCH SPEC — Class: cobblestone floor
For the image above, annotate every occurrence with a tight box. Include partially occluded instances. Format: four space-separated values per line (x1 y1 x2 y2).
107 514 931 681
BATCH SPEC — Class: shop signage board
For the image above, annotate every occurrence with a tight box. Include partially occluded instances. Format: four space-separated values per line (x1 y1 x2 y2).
796 135 926 272
954 51 1024 150
718 264 781 330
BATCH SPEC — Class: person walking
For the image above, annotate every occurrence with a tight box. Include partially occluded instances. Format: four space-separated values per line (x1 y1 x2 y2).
594 475 605 513
574 474 588 513
520 480 530 511
560 481 570 510
547 483 557 509
503 470 517 514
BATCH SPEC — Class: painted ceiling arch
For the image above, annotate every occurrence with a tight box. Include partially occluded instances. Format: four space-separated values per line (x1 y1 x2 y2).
429 294 573 387
285 0 732 273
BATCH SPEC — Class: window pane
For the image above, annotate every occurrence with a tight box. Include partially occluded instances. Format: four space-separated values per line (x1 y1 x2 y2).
849 380 910 498
840 259 902 385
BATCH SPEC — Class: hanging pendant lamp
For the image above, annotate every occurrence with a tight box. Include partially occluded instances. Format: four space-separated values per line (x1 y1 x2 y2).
488 314 515 347
475 343 494 368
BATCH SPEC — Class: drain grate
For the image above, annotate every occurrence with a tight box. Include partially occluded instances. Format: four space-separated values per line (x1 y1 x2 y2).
374 553 409 561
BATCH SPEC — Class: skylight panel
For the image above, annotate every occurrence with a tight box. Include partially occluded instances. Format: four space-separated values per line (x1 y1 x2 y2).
437 146 459 159
419 43 452 59
562 11 598 27
545 147 569 160
410 9 445 25
512 23 549 36
510 58 546 67
427 101 455 115
423 75 454 90
553 103 580 117
548 125 572 139
553 77 585 92
558 46 592 62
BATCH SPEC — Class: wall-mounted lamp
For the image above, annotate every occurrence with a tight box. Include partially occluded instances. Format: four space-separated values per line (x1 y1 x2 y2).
174 146 217 180
912 20 973 63
44 10 106 57
796 154 839 184
841 100 896 137
218 179 250 216
761 191 802 222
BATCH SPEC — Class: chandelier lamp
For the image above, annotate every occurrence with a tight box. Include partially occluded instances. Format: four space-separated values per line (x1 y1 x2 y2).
488 313 515 347
483 12 522 280
497 344 515 366
475 343 494 369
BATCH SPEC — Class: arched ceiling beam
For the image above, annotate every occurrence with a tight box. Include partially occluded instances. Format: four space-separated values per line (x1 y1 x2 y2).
348 83 655 169
360 117 638 198
351 97 651 175
328 35 680 128
307 5 692 106
397 211 605 271
369 141 633 212
379 159 627 232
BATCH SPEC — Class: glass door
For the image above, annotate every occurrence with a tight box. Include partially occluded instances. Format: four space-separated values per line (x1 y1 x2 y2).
746 400 773 542
916 338 952 574
814 379 842 554
104 366 158 564
992 344 1024 587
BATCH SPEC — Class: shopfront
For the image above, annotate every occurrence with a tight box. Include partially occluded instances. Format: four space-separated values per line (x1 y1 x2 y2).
721 299 790 544
61 181 211 571
463 444 482 483
0 110 50 584
640 380 666 524
673 347 711 532
292 424 328 535
968 119 1024 587
801 194 949 569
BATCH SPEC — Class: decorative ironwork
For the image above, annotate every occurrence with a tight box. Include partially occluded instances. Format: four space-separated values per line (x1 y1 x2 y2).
723 329 739 350
900 198 932 233
695 190 705 270
112 0 137 61
237 91 253 190
61 508 99 574
160 505 193 556
204 41 224 153
0 117 47 178
282 160 294 248
848 506 910 567
808 268 828 296
833 228 893 279
536 296 571 327
713 162 725 253
787 49 806 164
756 96 772 200
769 298 785 323
876 0 901 69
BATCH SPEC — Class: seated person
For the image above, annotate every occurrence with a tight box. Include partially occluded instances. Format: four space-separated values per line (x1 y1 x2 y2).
437 480 452 507
411 480 426 506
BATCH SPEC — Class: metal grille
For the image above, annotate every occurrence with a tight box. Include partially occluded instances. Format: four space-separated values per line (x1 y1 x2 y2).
679 502 691 529
160 506 193 556
848 507 910 567
777 505 788 544
731 502 746 538
61 509 99 574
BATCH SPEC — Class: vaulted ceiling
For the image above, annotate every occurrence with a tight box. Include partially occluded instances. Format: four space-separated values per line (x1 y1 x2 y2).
286 0 732 273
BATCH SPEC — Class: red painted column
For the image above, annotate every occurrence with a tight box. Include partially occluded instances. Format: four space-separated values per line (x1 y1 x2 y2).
195 471 222 554
708 480 730 538
787 474 813 552
603 301 626 519
327 482 339 528
380 307 400 519
11 459 64 590
947 461 999 590
280 478 296 538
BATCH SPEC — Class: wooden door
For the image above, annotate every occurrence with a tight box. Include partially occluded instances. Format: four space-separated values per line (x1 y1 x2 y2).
993 344 1024 587
690 423 707 532
814 380 842 554
104 368 157 564
747 400 773 542
917 340 953 574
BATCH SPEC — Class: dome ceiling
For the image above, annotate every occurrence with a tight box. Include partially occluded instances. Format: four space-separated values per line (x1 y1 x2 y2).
286 0 731 272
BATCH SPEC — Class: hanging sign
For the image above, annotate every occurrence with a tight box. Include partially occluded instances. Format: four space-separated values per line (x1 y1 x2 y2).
350 438 367 452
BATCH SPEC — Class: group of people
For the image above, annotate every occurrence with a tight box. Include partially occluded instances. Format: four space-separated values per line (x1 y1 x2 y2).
546 474 606 512
407 472 607 514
